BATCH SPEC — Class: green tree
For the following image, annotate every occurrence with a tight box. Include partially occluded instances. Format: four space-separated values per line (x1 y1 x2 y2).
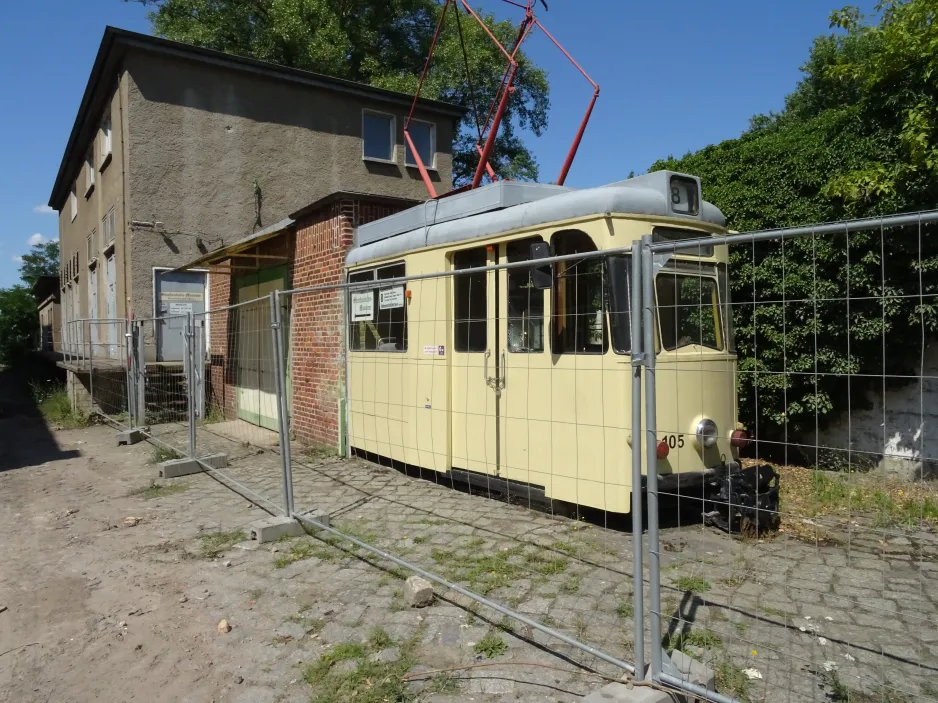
18 241 60 287
0 286 39 365
652 0 938 458
128 0 550 183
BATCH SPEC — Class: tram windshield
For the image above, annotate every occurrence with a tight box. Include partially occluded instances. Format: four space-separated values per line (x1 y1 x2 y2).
656 273 723 351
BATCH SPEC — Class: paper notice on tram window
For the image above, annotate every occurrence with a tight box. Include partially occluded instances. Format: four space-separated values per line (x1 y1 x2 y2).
351 291 374 321
379 286 404 309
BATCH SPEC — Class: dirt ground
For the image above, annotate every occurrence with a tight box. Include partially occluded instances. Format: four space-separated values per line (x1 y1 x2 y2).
0 376 609 703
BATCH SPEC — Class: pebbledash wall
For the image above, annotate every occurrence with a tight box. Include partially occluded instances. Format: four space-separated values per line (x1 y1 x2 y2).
207 196 410 449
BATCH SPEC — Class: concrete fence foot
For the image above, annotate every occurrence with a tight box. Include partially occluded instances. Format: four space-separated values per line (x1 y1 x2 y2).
117 429 145 446
248 516 304 543
158 453 228 479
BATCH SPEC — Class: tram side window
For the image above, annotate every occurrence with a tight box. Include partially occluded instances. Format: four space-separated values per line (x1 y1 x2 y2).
656 274 723 351
605 256 631 354
348 263 408 352
551 230 607 354
454 248 487 352
507 238 545 353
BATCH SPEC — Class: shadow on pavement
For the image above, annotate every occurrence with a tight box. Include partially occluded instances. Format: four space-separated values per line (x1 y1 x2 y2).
0 358 81 471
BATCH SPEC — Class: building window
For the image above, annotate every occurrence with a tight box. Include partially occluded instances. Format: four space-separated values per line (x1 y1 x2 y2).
551 230 607 354
453 247 487 353
102 208 116 250
70 185 77 222
362 111 395 162
506 237 544 353
87 230 97 266
405 120 435 169
100 114 112 165
85 150 95 196
348 262 407 351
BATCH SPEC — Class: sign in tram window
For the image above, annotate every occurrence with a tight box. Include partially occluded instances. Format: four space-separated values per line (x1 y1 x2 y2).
348 263 408 351
507 238 545 353
453 247 487 352
656 274 723 351
551 230 607 354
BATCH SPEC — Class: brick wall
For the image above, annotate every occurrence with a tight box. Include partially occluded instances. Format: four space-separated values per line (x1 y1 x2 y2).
205 197 409 449
207 269 235 420
288 199 407 448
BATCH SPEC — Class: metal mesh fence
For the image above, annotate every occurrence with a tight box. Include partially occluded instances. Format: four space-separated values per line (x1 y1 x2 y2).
88 319 129 426
87 208 938 702
643 214 938 703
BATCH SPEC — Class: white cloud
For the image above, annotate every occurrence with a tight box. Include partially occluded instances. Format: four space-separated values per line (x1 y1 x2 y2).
11 255 22 264
27 233 47 246
33 204 54 214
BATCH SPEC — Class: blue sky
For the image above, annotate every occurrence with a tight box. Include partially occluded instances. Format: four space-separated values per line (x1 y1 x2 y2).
0 0 872 289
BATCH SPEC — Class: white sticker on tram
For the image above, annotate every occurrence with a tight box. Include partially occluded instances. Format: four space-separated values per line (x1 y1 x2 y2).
351 291 374 321
379 286 404 309
423 345 445 356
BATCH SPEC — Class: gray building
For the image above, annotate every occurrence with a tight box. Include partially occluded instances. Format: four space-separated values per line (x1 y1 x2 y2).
48 26 461 360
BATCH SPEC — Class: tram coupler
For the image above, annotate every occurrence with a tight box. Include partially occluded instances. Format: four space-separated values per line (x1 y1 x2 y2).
702 462 780 535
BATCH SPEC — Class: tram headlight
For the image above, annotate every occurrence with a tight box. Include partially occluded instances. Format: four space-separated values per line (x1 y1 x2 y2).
696 418 719 449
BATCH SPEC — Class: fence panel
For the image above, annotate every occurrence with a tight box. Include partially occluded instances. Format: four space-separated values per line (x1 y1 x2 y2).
89 319 129 426
274 257 643 681
643 213 938 703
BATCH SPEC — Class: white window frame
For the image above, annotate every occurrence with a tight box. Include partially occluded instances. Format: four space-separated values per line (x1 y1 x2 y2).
87 229 97 267
84 150 95 197
361 109 396 164
70 185 77 222
103 207 116 252
404 119 437 170
100 114 113 168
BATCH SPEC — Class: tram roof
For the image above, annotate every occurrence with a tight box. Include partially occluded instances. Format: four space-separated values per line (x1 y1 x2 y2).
346 170 726 266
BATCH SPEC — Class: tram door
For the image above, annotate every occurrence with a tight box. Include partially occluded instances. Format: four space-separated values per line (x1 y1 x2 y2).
450 246 499 475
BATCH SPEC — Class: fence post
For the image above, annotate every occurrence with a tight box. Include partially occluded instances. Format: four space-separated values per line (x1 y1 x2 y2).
89 322 95 416
629 243 645 679
270 291 294 517
640 234 663 681
186 313 197 458
135 321 146 427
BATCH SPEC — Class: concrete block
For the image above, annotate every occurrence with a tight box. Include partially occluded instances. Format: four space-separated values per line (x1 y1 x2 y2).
668 650 716 693
249 516 304 543
297 509 331 528
581 682 674 703
159 453 228 478
117 429 145 446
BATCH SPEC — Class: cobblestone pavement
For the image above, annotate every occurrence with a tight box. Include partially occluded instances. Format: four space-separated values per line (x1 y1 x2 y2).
149 421 938 702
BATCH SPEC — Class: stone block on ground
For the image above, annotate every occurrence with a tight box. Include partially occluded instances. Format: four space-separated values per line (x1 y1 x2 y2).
405 575 434 608
249 516 304 543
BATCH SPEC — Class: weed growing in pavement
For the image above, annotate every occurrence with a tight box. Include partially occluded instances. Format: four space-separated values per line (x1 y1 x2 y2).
616 601 634 619
429 544 567 595
715 660 751 702
665 627 723 654
560 574 582 594
427 672 460 694
199 529 247 559
675 575 711 593
274 540 341 568
473 631 507 659
302 629 424 703
369 627 393 651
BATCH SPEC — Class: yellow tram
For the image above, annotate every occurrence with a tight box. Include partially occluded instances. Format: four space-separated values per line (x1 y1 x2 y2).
344 171 755 517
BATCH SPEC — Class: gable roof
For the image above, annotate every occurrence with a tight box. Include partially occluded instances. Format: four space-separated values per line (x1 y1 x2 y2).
48 26 465 210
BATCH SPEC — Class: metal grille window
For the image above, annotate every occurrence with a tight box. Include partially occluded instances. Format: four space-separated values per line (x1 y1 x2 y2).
348 263 407 352
453 247 487 353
